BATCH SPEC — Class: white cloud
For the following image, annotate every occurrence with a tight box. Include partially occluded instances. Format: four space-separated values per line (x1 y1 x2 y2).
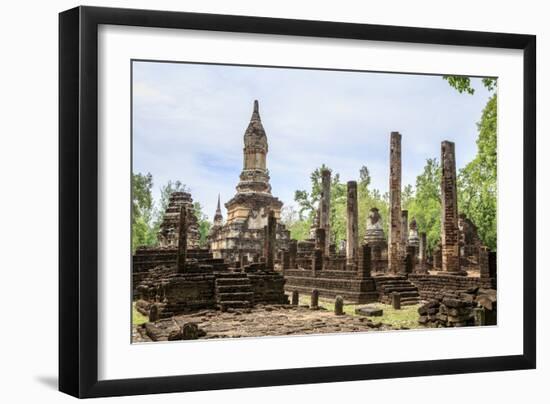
132 61 491 218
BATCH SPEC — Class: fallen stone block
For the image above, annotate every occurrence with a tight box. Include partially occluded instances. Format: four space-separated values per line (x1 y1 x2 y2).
355 306 383 316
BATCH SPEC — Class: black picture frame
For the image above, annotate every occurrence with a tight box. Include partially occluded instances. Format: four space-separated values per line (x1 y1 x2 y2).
59 5 536 398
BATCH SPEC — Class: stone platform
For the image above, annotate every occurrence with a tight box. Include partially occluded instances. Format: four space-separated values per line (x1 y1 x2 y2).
133 304 392 342
283 268 379 304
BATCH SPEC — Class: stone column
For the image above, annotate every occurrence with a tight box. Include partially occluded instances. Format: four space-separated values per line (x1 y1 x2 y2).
358 244 372 278
315 228 326 252
392 292 401 310
401 210 409 246
440 141 461 274
264 210 276 271
405 245 416 274
388 131 403 273
319 168 331 256
334 296 344 315
479 246 490 279
282 250 290 272
311 289 319 309
346 181 359 267
418 232 427 273
312 248 323 274
176 205 188 273
289 239 297 268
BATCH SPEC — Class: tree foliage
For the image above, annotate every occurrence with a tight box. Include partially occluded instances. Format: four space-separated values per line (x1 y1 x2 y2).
280 205 311 241
131 175 212 251
131 173 156 252
293 165 388 245
443 76 497 94
402 158 441 253
436 76 498 250
457 94 497 250
193 201 211 248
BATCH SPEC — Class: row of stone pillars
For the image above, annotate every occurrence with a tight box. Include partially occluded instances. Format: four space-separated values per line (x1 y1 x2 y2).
387 132 463 275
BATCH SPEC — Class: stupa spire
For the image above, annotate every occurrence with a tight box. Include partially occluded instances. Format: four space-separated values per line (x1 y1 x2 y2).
213 194 223 225
237 100 271 194
251 99 260 121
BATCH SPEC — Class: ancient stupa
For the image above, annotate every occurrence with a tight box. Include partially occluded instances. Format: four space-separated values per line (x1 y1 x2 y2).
208 100 290 262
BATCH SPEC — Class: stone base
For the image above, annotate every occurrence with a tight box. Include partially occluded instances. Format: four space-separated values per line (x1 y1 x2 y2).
355 306 383 316
442 270 468 277
283 268 379 304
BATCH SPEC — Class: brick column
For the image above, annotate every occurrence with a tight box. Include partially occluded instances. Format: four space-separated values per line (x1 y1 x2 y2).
479 246 490 279
315 228 326 253
289 239 297 269
176 205 187 273
358 244 372 278
282 250 290 272
440 141 461 274
401 210 409 246
388 131 403 273
319 168 331 256
312 248 323 275
417 232 428 273
264 210 276 271
346 181 359 266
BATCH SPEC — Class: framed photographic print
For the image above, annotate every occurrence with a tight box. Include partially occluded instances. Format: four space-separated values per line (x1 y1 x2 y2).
59 6 536 398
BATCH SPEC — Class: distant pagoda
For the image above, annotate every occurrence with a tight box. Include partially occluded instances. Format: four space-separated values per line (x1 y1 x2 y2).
209 100 289 262
157 191 200 248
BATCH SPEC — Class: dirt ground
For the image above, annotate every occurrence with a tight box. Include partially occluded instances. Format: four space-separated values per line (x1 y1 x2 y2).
133 304 405 343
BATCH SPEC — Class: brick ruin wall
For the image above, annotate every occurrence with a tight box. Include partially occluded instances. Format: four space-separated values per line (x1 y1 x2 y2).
283 268 378 303
247 272 288 304
409 274 496 300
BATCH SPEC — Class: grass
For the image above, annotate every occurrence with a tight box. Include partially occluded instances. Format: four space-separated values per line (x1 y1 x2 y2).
298 295 421 329
132 302 149 326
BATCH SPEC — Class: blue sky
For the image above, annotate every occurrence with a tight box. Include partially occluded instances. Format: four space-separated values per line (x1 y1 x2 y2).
132 61 492 220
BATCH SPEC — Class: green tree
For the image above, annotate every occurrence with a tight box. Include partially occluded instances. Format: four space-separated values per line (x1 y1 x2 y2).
444 75 498 250
357 166 389 242
294 164 341 220
457 94 497 250
193 201 211 248
403 158 441 253
280 205 311 241
443 76 497 94
294 165 388 245
132 172 156 252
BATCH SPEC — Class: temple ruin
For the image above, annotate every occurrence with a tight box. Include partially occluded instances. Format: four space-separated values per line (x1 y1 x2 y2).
132 100 497 340
208 100 290 263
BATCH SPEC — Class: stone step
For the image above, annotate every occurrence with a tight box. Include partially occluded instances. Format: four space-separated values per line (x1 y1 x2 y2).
216 285 252 293
215 272 248 278
384 290 419 298
215 278 251 286
217 292 254 301
382 296 419 305
382 286 418 293
378 281 412 287
217 301 251 310
375 277 407 283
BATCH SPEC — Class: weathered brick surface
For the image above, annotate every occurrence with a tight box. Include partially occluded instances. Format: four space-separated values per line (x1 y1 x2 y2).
346 181 359 266
409 274 495 300
440 141 460 273
319 169 331 256
208 101 289 263
388 132 403 273
284 268 378 303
